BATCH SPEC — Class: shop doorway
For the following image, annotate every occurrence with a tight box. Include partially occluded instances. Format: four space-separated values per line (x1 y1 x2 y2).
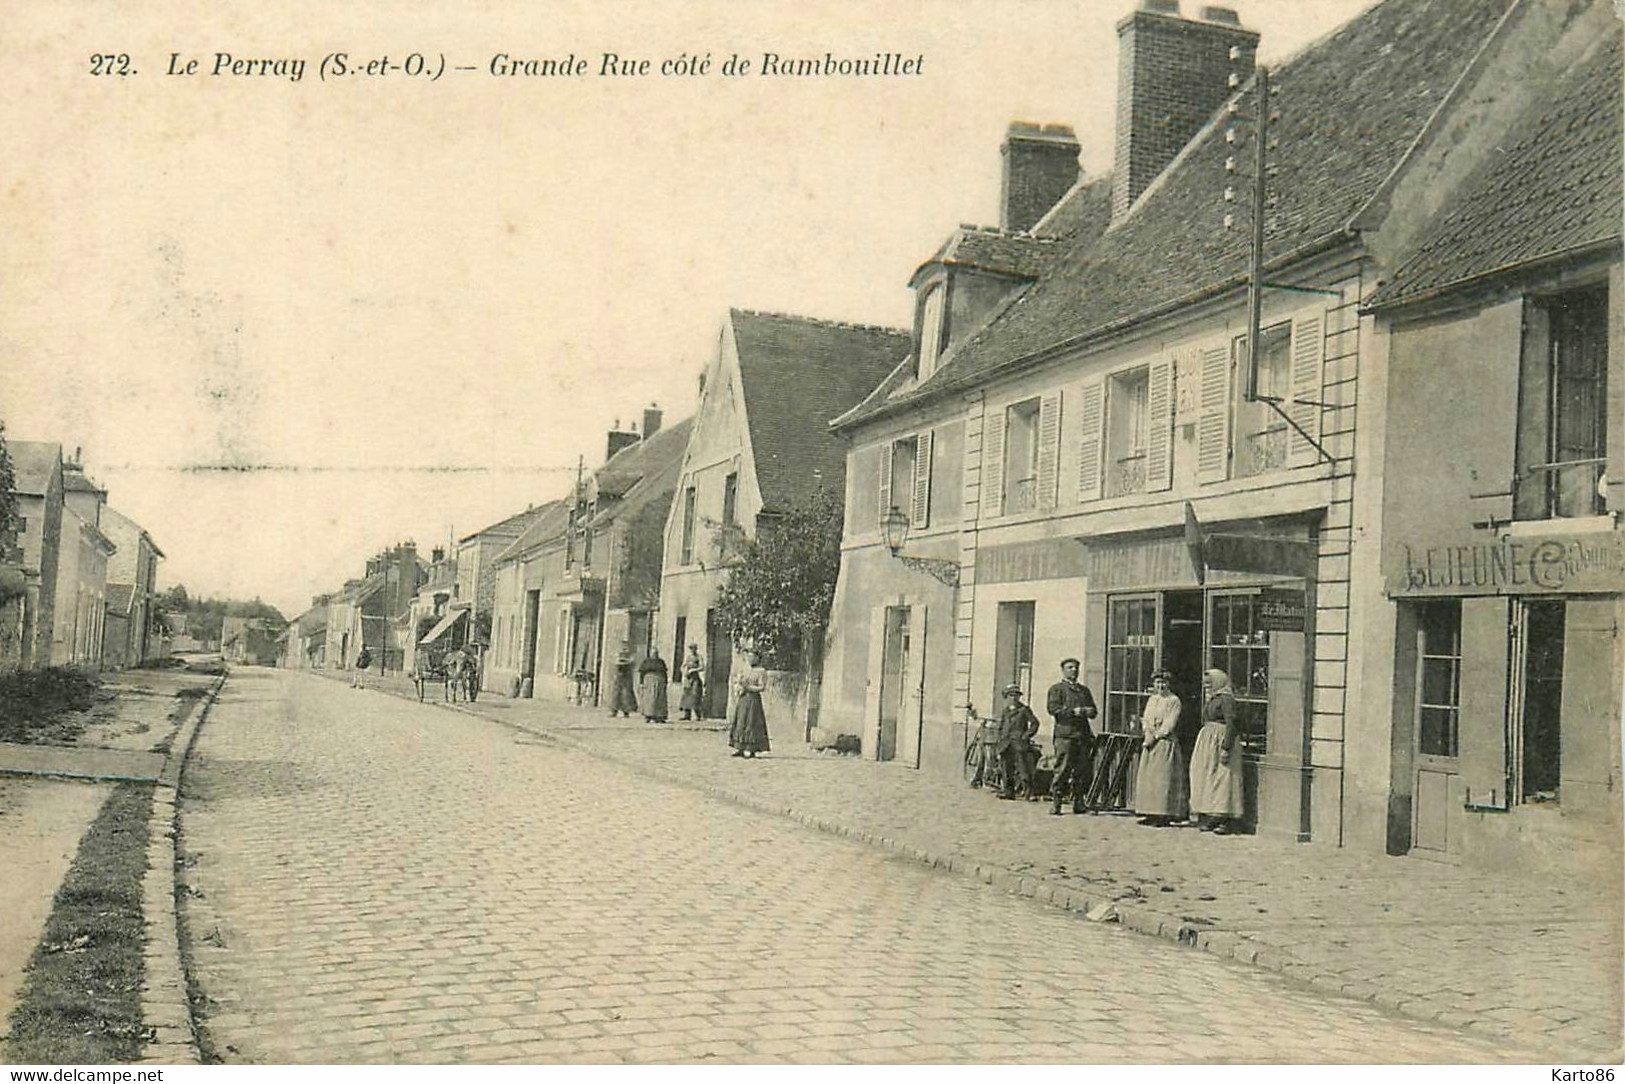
1516 600 1565 803
1163 590 1205 762
704 608 732 720
992 601 1035 713
877 606 912 763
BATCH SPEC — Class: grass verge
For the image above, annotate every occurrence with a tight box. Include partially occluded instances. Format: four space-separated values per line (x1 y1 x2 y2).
4 782 154 1063
0 667 103 744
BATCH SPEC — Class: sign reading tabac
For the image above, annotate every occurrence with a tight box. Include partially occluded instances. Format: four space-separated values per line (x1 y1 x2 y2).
1387 530 1625 597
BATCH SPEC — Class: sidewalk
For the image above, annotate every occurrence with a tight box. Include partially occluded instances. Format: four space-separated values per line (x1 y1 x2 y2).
0 668 218 1064
340 669 1622 1061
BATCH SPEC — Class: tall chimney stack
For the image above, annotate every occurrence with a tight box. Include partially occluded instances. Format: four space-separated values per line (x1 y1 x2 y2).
1111 1 1258 219
1000 122 1081 233
642 404 663 440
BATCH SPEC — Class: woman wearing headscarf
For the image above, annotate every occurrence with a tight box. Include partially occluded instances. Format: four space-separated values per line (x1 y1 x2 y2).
679 643 705 721
1134 670 1187 827
637 647 670 723
1190 668 1243 833
728 648 771 759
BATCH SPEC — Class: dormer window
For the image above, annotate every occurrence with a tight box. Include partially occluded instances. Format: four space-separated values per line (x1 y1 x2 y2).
917 282 948 381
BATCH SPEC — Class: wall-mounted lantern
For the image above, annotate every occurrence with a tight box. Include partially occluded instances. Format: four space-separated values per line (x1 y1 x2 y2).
883 505 960 589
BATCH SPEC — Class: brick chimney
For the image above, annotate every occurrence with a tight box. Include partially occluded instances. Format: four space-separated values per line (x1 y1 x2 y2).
1112 1 1258 219
642 405 663 440
1001 122 1081 232
606 420 639 461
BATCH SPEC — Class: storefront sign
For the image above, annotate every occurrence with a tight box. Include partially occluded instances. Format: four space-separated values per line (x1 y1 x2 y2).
977 538 1090 585
1089 535 1267 590
1257 588 1306 631
1386 530 1625 597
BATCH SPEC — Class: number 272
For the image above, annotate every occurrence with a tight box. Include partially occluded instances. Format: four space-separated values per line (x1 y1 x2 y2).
89 54 132 76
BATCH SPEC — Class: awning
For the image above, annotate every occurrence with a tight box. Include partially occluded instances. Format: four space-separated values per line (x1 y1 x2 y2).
419 609 467 645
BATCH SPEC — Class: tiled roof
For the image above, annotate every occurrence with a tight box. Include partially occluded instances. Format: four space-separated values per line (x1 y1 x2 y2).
10 442 61 497
495 499 570 564
730 309 911 511
1031 174 1114 242
918 227 1060 281
64 469 104 495
1367 34 1623 309
459 503 551 544
839 0 1520 427
105 583 135 615
588 419 694 528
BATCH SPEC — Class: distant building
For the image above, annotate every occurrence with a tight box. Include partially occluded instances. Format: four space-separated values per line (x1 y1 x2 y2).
100 506 164 666
52 459 116 667
656 311 910 731
11 441 64 669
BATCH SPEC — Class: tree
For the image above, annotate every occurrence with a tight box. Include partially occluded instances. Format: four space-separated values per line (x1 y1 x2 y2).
0 420 18 566
711 489 843 671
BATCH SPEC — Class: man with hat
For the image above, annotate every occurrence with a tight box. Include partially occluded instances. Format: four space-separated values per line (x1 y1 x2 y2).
995 682 1040 800
1046 657 1098 815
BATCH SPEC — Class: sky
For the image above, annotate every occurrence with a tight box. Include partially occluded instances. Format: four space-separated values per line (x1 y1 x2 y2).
1 0 1381 620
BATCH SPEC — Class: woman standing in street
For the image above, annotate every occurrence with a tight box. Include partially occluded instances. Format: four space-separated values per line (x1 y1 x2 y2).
1190 668 1244 834
637 647 670 723
728 649 771 759
608 641 639 718
679 643 704 721
1134 670 1186 827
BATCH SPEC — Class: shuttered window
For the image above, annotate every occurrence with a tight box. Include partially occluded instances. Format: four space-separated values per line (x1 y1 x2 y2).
912 431 933 528
1076 378 1106 502
1195 344 1232 484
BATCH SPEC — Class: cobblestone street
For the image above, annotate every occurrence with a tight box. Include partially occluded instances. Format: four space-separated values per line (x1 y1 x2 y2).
177 670 1531 1064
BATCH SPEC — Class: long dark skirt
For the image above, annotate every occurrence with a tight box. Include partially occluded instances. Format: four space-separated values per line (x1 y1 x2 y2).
729 691 770 753
679 675 704 714
637 672 668 720
610 665 638 715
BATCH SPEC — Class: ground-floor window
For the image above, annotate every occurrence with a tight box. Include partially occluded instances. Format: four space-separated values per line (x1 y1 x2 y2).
1417 599 1462 758
1207 591 1271 755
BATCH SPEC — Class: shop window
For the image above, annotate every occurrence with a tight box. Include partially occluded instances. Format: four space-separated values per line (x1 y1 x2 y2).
680 486 697 564
1004 399 1041 513
992 601 1035 709
1208 592 1270 755
1106 596 1157 733
1106 367 1150 498
1233 323 1292 479
1516 286 1610 520
1417 599 1462 758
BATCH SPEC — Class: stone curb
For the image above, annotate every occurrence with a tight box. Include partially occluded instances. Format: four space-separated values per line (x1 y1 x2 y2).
138 671 226 1066
340 673 1558 1059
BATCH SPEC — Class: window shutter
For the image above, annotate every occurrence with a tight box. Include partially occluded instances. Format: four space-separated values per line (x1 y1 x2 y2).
981 409 1006 519
1288 312 1325 467
1559 600 1620 792
1195 343 1232 484
877 441 894 523
1458 597 1510 810
913 430 933 528
1146 357 1175 493
1075 378 1106 502
1036 391 1062 509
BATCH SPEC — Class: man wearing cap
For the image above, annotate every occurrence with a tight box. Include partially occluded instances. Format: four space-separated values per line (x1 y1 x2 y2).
1046 657 1098 815
995 683 1040 800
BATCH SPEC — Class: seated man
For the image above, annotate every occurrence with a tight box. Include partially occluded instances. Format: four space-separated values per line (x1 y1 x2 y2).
995 683 1040 800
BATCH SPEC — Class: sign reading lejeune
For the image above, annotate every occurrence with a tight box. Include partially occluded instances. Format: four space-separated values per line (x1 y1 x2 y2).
1385 529 1625 597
